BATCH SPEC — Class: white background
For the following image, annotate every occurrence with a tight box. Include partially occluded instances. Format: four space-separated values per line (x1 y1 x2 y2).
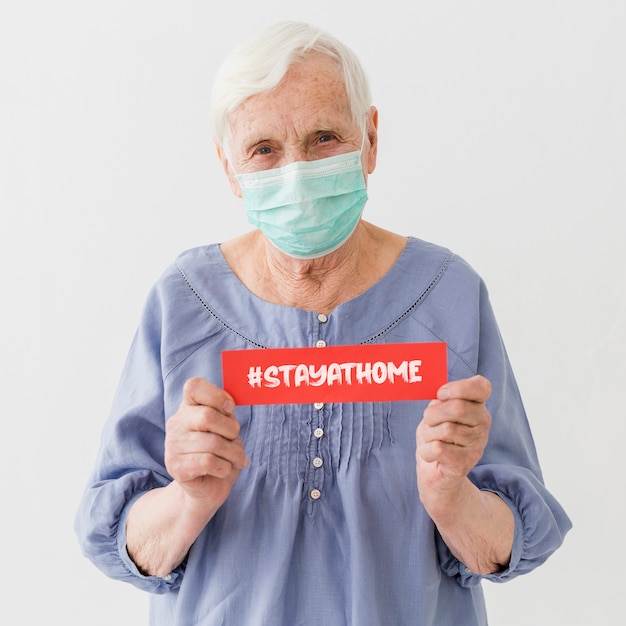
1 2 624 624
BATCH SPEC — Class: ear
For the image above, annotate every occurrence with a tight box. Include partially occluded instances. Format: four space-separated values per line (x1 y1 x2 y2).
214 139 243 198
365 106 378 175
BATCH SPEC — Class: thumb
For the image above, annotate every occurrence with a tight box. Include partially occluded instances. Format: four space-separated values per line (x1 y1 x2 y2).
437 375 492 403
182 377 235 415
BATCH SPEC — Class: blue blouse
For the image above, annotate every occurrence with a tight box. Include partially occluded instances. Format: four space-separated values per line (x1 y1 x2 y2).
75 236 571 625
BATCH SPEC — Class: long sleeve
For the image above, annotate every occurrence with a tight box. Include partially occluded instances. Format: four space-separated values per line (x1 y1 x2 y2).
74 278 183 593
432 275 572 585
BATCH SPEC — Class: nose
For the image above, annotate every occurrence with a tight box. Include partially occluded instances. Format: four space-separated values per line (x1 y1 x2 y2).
278 145 311 167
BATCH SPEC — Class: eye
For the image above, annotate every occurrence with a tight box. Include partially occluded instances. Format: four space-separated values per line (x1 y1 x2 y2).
317 133 334 144
255 145 272 155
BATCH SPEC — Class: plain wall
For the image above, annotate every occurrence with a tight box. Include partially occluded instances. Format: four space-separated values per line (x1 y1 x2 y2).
1 1 624 624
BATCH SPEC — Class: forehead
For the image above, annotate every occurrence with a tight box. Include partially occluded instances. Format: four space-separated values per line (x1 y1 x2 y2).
227 53 353 142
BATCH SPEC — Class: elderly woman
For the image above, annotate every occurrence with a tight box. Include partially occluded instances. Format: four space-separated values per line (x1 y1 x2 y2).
75 21 570 626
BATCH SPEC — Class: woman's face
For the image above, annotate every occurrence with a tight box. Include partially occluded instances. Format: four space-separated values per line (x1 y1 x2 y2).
220 52 377 197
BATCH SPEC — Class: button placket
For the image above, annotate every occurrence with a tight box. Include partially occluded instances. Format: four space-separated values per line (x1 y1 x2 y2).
308 311 329 504
309 412 326 500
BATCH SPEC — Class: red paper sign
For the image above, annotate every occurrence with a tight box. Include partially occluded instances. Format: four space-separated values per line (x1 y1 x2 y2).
221 342 447 405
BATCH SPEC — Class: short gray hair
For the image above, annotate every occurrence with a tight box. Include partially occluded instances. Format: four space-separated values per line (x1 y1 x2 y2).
210 21 372 146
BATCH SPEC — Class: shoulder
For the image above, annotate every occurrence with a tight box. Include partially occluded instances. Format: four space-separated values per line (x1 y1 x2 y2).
150 243 221 292
137 243 221 319
401 236 482 287
402 236 492 330
174 243 220 272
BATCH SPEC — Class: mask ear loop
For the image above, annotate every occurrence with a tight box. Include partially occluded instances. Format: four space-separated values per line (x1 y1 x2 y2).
230 162 240 178
360 119 368 154
221 136 241 177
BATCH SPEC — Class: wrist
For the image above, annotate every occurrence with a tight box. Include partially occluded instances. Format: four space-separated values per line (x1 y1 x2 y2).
418 475 472 525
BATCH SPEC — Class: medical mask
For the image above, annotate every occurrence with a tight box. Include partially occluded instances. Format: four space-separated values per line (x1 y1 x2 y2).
234 148 368 259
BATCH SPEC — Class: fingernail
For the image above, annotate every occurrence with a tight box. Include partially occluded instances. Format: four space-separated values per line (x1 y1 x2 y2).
223 399 235 414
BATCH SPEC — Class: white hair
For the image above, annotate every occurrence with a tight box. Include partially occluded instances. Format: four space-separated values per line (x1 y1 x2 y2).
210 21 372 146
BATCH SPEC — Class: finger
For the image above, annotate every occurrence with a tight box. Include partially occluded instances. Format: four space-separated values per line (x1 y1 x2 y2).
183 377 235 415
420 420 481 446
185 437 248 473
171 405 241 442
424 397 489 428
166 434 249 480
178 430 245 460
416 424 487 475
436 375 492 404
417 438 477 468
173 451 243 482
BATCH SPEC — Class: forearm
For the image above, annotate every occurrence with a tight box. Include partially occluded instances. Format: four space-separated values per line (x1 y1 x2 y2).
125 481 219 578
421 478 514 575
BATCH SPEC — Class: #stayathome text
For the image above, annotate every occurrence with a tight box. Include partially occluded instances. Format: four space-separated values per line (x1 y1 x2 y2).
246 359 424 388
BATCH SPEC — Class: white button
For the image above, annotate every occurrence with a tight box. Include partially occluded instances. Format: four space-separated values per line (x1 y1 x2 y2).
313 457 323 468
310 489 321 500
313 402 324 410
316 339 326 348
314 428 324 438
317 313 328 323
162 574 172 581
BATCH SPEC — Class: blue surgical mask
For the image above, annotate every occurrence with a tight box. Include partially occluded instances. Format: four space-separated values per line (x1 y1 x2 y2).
235 149 368 259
